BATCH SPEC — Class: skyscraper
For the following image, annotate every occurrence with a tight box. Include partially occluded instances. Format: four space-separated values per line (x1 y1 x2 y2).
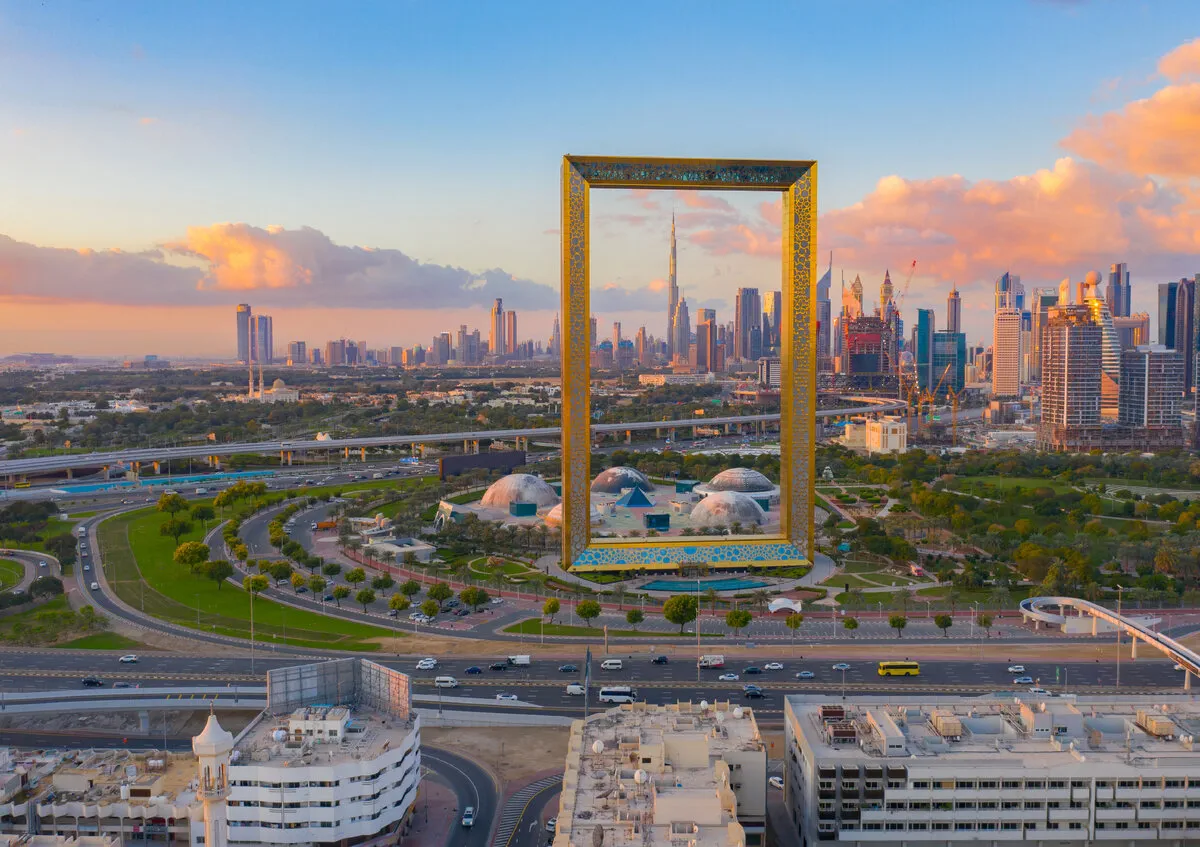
1158 281 1178 348
672 296 690 365
253 314 273 364
932 331 968 393
946 286 961 334
236 304 253 364
666 214 679 361
589 315 597 350
286 341 306 366
696 314 716 374
1038 305 1102 450
1029 288 1059 383
1119 345 1183 428
913 309 935 389
1081 271 1124 414
995 271 1024 312
734 287 761 361
850 274 863 310
816 256 832 370
1173 276 1195 395
324 339 346 366
504 310 518 356
992 307 1022 398
1107 262 1131 318
490 298 505 355
879 270 894 309
550 315 561 358
764 290 782 349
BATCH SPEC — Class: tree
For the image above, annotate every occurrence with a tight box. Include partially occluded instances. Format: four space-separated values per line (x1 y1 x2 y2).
159 518 192 545
934 613 953 637
157 492 187 516
243 574 269 595
977 612 994 637
196 559 234 590
371 574 395 596
889 613 908 638
703 587 720 614
43 533 77 567
345 567 367 588
428 582 453 607
612 584 626 611
400 579 422 599
389 594 411 613
332 585 351 607
269 562 293 585
355 588 377 612
576 600 602 627
173 541 210 569
663 594 699 633
28 575 64 598
784 612 804 651
190 504 216 529
625 609 644 629
843 616 859 637
290 572 307 592
543 597 561 623
322 561 342 578
420 598 440 618
308 575 327 595
726 609 752 640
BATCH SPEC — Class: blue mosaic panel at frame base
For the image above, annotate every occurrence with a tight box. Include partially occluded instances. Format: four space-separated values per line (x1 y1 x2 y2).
572 541 809 568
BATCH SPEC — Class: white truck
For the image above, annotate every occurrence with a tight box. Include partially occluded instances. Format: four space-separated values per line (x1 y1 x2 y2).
698 654 726 669
507 655 532 666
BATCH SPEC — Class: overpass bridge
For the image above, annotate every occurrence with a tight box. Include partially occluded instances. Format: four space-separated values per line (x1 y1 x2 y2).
1020 596 1200 689
1 396 906 479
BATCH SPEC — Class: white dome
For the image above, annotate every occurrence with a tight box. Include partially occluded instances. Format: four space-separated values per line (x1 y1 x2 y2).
592 740 605 754
192 714 234 756
480 474 558 509
706 467 774 492
691 491 766 528
591 466 654 494
272 378 287 389
544 502 602 528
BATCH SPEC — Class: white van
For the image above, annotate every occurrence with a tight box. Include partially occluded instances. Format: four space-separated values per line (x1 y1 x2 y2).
90 582 99 590
434 676 459 689
600 658 623 671
565 683 586 696
598 686 635 704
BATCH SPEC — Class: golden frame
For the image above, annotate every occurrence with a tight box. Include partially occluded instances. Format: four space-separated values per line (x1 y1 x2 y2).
561 155 816 572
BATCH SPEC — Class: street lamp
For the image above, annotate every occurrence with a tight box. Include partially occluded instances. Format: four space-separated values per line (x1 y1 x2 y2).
1115 585 1125 689
841 666 847 701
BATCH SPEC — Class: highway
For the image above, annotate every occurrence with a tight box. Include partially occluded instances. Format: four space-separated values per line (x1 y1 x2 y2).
0 397 907 476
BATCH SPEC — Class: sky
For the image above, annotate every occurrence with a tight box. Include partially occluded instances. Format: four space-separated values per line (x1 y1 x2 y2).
1 1 1198 357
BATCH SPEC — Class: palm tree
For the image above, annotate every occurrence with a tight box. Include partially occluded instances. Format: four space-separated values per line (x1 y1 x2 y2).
749 589 771 613
703 587 720 615
613 584 626 611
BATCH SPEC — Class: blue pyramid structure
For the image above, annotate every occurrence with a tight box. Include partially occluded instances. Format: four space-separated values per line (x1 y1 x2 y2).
615 487 654 508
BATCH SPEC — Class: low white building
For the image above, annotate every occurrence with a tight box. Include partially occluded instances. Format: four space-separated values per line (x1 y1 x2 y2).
864 417 907 455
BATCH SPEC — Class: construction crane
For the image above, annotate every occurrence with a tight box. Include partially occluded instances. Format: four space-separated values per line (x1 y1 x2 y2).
894 259 918 313
918 363 953 431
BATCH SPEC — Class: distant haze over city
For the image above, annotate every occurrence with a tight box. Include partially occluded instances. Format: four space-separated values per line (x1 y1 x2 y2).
0 4 1198 357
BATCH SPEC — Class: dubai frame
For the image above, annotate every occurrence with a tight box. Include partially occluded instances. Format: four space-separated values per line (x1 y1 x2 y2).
560 155 816 573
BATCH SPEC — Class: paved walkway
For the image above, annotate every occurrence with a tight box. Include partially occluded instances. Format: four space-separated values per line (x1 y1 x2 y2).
401 777 459 847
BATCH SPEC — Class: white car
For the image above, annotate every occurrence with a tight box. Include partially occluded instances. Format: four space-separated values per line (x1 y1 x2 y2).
495 693 519 702
416 658 438 670
1007 665 1026 673
461 807 475 828
768 776 784 790
118 655 139 664
490 597 504 605
718 673 740 681
796 670 815 679
546 817 557 833
1175 663 1186 671
764 662 784 671
832 662 852 671
1028 687 1052 696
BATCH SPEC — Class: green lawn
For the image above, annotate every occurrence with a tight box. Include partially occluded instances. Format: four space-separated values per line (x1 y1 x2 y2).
54 632 145 650
468 557 533 577
99 507 401 651
822 573 886 590
503 618 725 638
69 510 100 518
0 594 69 636
955 476 1075 494
0 558 22 591
3 517 77 552
1084 477 1200 492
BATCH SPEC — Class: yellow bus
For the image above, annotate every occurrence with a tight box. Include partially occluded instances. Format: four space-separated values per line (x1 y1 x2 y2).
877 661 920 677
12 482 30 489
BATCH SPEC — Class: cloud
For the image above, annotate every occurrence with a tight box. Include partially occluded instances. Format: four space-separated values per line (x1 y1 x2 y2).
0 224 558 311
138 117 158 126
1159 37 1200 81
1062 82 1200 177
592 281 669 312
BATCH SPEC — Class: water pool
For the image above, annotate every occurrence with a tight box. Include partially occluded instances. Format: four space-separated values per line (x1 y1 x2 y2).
641 577 769 592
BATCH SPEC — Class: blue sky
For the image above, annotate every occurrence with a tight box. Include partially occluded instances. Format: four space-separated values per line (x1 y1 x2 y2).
0 1 1198 355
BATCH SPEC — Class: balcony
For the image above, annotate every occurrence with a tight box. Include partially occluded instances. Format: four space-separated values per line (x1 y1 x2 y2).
1095 808 1136 822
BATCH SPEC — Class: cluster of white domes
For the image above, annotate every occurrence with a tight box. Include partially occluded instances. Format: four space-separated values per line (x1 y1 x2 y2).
706 467 774 492
480 473 559 509
690 491 766 527
591 466 654 494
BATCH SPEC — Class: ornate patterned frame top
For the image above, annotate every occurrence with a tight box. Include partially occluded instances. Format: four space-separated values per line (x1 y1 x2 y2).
561 155 816 571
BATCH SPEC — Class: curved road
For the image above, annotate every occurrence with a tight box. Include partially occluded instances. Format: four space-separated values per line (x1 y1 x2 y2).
418 747 497 847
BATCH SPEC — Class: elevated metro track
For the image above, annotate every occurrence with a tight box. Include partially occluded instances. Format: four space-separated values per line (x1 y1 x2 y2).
1020 596 1200 688
0 396 905 477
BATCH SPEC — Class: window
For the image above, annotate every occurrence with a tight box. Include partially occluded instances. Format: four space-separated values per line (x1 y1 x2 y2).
1137 822 1155 830
979 822 996 831
1114 822 1129 830
955 780 976 790
1070 801 1085 809
1140 800 1161 809
1097 780 1112 788
1023 823 1037 831
841 782 857 792
931 822 950 831
885 823 904 831
1118 780 1138 788
1165 800 1182 809
1164 821 1183 830
1025 780 1044 789
1002 780 1021 789
909 802 930 811
979 801 997 810
818 781 833 791
1071 780 1088 788
1047 801 1061 809
954 822 975 831
911 780 929 789
954 802 976 810
1165 779 1183 788
887 781 904 789
860 823 880 831
1069 822 1083 830
978 780 997 789
1024 801 1044 810
886 802 904 811
1046 823 1059 830
1001 822 1019 831
909 822 927 831
1002 801 1020 810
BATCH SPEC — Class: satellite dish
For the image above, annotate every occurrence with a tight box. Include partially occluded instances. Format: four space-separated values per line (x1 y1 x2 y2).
634 769 648 784
592 824 605 847
733 707 745 719
699 700 709 710
592 740 605 755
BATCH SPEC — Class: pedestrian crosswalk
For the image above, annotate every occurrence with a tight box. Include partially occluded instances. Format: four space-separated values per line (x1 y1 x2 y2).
493 774 562 847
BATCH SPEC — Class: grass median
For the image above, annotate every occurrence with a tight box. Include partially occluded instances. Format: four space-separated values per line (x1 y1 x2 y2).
0 558 22 591
54 632 145 650
503 618 726 638
98 507 401 652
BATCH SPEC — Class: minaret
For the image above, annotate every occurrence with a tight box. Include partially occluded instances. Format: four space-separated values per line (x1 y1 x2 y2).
193 712 234 847
667 214 679 360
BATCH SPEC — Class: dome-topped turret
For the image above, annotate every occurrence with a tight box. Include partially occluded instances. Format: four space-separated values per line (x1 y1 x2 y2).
193 713 234 756
480 473 558 509
591 466 654 494
690 491 766 528
706 467 774 492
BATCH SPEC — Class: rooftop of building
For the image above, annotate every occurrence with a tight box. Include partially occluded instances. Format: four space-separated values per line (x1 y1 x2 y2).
555 701 763 847
788 694 1200 775
21 748 199 808
234 702 415 768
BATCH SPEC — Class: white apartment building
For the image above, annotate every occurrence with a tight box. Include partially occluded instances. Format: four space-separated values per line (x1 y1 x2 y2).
864 418 907 456
785 694 1200 846
992 308 1023 398
553 700 767 847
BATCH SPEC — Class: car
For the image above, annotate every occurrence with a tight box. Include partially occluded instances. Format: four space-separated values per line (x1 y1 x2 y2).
495 693 519 702
651 656 669 665
387 609 399 617
81 676 103 687
83 564 90 572
113 681 132 689
718 673 740 681
832 663 851 671
461 807 475 828
416 658 438 670
444 599 460 608
1028 687 1052 696
38 560 46 568
1175 663 1186 671
90 582 99 590
768 776 785 790
455 609 470 616
546 817 557 833
490 597 504 605
1007 665 1026 674
764 662 784 671
558 664 578 673
743 685 766 699
296 586 307 594
489 662 509 671
310 523 318 530
323 594 335 602
795 670 815 679
743 666 762 675
1013 676 1034 684
465 666 482 674
118 655 139 664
